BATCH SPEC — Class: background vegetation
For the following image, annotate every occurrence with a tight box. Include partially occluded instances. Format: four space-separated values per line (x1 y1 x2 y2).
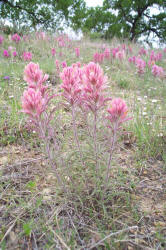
0 0 166 44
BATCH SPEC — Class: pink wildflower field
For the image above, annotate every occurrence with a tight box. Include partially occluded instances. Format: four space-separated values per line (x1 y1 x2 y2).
0 31 166 249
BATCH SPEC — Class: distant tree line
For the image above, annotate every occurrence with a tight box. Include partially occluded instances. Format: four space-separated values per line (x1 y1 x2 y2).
0 0 166 43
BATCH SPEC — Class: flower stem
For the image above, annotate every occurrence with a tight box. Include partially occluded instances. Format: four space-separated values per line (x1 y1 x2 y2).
71 105 85 167
93 110 98 174
103 124 117 195
38 119 67 193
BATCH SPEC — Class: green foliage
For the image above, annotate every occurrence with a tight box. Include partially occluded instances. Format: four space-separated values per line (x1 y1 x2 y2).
102 0 166 42
23 221 33 236
0 0 165 43
0 0 86 32
118 79 129 89
79 0 166 43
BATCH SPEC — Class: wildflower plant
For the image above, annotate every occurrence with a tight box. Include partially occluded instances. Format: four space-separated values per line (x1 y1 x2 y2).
22 62 65 191
21 61 132 198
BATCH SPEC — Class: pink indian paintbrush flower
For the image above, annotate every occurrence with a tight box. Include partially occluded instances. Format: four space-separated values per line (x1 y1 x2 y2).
21 88 47 118
152 64 164 77
112 47 119 58
13 51 17 57
24 62 48 93
23 52 32 61
107 98 131 127
149 50 162 62
128 56 136 64
116 50 125 60
93 52 104 63
136 58 146 74
51 48 56 56
3 50 10 58
57 36 66 48
60 64 83 105
75 47 80 57
139 48 147 56
150 50 155 61
61 61 67 68
82 62 108 112
11 33 21 43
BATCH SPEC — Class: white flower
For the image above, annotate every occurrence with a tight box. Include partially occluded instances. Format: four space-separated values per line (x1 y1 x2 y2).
151 99 158 103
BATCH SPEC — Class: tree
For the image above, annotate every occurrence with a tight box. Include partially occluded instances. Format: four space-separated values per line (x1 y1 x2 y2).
103 0 166 43
78 0 166 43
0 0 86 32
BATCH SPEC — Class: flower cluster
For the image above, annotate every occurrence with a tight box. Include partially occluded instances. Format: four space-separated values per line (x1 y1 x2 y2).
128 56 137 64
51 48 56 56
107 98 131 128
21 61 131 194
11 33 21 43
3 50 10 58
60 61 131 123
112 47 119 58
23 52 32 61
135 58 146 74
139 48 147 56
150 51 162 62
116 50 125 60
60 61 108 111
93 52 104 64
22 62 49 119
82 62 107 112
22 88 47 118
152 64 164 78
60 63 82 105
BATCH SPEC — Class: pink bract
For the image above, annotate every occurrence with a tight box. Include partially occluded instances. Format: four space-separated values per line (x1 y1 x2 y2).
107 98 131 125
61 61 67 68
136 58 146 74
24 62 49 91
21 88 46 118
116 50 125 60
13 51 17 57
3 50 10 58
60 64 82 105
11 33 21 43
23 52 32 61
51 48 56 56
81 62 107 111
152 64 164 77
